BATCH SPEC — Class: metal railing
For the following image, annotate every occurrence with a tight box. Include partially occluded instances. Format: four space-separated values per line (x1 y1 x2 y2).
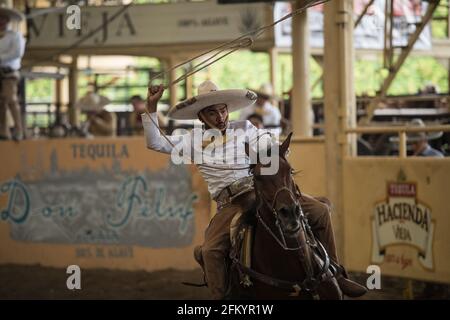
345 125 450 158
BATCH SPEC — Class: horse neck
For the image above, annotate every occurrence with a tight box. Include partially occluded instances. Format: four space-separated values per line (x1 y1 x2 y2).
252 206 306 279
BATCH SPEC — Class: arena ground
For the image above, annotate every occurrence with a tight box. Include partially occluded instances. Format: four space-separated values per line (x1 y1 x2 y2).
1 264 448 300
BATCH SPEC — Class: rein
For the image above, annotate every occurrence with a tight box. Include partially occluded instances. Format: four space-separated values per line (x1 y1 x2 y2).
255 186 304 251
231 175 335 297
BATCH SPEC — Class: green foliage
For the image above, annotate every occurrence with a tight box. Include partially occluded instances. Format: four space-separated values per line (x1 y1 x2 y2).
277 53 293 95
192 50 270 91
432 0 449 39
353 55 448 96
26 0 450 104
388 56 448 95
188 51 448 99
25 49 449 108
25 78 53 102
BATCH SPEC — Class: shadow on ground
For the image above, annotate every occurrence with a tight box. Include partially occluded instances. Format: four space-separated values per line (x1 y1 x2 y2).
0 265 448 300
0 264 210 299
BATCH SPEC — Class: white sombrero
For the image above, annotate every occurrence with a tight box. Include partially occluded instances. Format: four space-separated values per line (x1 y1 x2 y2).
0 0 25 21
168 80 257 120
75 91 111 112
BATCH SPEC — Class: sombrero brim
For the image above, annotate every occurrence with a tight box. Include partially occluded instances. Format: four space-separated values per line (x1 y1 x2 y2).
389 131 443 143
168 89 257 120
248 88 281 101
0 8 25 21
76 95 111 112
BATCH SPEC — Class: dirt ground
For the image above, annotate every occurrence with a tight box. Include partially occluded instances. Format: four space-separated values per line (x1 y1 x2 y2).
0 264 448 300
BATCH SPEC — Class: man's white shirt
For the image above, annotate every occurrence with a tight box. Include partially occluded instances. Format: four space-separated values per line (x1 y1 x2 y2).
239 101 282 127
0 30 25 70
142 112 276 198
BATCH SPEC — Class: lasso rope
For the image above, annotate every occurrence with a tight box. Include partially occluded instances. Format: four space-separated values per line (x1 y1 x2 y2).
149 0 329 90
146 0 330 152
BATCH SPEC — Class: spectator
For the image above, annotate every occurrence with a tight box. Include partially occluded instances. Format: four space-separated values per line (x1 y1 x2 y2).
408 118 443 157
417 82 440 108
404 118 446 298
390 118 443 157
0 1 25 141
76 91 116 137
420 82 439 95
239 83 282 129
246 113 264 129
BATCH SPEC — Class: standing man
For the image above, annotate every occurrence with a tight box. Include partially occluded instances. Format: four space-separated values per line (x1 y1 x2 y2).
0 0 25 141
408 119 444 157
143 80 367 299
239 83 282 129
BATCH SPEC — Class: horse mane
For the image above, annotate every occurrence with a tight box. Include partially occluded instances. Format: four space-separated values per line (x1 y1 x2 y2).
240 202 257 227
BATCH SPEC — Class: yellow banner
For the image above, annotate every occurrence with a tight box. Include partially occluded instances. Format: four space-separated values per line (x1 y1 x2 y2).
344 158 450 284
0 138 210 271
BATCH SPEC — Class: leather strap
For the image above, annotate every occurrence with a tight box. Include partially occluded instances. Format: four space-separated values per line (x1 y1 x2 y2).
232 257 318 294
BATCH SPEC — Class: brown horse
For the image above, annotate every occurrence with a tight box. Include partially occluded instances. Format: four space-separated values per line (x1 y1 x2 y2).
228 133 343 299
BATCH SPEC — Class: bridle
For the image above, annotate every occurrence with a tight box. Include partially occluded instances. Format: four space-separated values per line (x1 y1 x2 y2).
253 175 331 266
230 169 335 297
255 183 306 251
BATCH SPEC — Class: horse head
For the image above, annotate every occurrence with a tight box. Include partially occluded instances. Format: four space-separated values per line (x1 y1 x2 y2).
245 132 302 238
239 133 343 300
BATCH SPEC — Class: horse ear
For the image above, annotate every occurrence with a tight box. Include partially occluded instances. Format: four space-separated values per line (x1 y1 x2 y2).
280 132 293 156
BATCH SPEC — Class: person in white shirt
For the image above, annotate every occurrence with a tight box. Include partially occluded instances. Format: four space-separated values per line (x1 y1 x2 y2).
143 80 366 299
239 83 282 129
246 113 264 129
0 1 25 141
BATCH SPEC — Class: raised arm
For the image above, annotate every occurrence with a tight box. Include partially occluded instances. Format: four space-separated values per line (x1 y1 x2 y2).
142 85 187 154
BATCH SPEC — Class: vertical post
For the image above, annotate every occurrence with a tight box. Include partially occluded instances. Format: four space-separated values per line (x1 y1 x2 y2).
388 0 394 67
18 77 26 138
55 69 62 126
281 61 286 119
383 0 394 69
269 47 278 94
324 0 356 262
167 57 178 134
448 58 450 96
168 57 178 108
447 0 450 39
186 63 194 99
399 131 407 158
446 58 450 113
68 55 78 127
291 0 312 136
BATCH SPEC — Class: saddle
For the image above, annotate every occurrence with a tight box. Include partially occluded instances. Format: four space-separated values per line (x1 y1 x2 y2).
190 211 254 290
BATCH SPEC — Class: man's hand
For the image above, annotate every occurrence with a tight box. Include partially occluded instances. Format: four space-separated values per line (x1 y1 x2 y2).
146 84 164 113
